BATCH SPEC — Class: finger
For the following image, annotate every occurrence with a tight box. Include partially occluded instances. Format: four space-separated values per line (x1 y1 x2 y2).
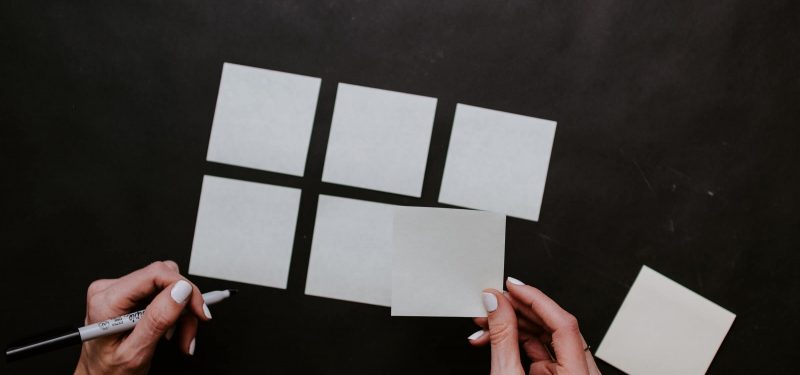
101 261 210 321
467 328 490 347
505 277 589 373
176 315 198 356
119 280 193 355
162 260 180 273
530 360 558 375
473 317 488 329
482 289 525 374
519 332 553 362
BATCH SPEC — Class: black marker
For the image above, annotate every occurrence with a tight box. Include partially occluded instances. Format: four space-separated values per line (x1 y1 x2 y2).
5 289 236 360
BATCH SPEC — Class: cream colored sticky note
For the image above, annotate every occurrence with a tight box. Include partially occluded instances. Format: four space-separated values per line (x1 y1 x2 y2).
391 207 505 317
322 83 437 197
439 104 556 221
206 62 321 176
596 265 736 375
304 195 395 307
188 175 301 288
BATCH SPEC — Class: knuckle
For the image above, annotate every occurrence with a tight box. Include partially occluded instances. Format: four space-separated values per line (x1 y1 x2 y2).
146 306 174 334
560 313 580 332
87 279 108 297
162 260 180 272
488 321 515 344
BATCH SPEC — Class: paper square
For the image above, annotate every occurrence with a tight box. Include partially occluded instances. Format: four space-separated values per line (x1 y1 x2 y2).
304 195 394 307
322 83 437 197
188 175 301 288
596 265 736 375
206 62 321 176
391 207 505 317
438 104 556 221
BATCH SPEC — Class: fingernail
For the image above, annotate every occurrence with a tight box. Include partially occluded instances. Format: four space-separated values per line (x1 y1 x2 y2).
188 338 196 355
165 326 175 340
171 280 192 303
468 330 485 341
507 276 525 285
482 292 498 312
202 303 212 319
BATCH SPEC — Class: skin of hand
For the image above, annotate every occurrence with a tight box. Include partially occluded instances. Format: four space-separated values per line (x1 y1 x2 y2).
468 277 602 375
74 261 211 375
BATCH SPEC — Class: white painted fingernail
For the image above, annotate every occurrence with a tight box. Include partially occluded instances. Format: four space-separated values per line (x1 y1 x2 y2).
507 276 525 285
170 280 192 303
165 326 175 340
202 303 212 319
468 330 485 341
482 292 498 312
188 338 196 355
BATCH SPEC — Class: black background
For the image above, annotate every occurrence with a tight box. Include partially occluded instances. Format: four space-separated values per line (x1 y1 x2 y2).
2 0 798 374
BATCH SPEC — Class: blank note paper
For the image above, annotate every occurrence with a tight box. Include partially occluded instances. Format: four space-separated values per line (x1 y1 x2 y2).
206 62 321 176
438 104 556 221
188 175 301 288
322 83 437 197
596 265 736 375
305 195 394 307
391 207 505 317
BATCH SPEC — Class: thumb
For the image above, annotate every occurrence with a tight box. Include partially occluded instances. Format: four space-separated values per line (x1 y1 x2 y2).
482 289 525 375
121 280 193 355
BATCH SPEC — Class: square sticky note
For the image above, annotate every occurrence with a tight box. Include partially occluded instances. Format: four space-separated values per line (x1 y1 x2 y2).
322 83 437 197
596 265 736 375
188 175 301 288
391 207 505 317
304 195 395 307
206 62 321 176
438 104 556 221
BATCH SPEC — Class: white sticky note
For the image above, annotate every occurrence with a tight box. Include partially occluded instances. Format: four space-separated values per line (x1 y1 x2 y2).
206 62 321 176
322 83 437 197
438 104 556 221
188 175 301 288
391 207 505 317
305 195 394 307
596 265 736 375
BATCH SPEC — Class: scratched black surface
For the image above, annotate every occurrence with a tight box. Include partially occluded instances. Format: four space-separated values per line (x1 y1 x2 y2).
1 1 798 374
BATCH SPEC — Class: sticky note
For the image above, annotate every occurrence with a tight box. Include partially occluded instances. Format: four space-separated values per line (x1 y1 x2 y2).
188 175 301 288
438 104 556 221
391 207 505 317
304 195 394 307
596 265 736 375
322 83 437 197
206 62 321 176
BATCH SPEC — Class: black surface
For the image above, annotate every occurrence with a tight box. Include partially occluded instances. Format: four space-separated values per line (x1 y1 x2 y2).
1 1 798 373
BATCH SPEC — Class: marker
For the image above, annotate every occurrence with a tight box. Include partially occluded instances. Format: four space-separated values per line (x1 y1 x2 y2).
5 289 237 360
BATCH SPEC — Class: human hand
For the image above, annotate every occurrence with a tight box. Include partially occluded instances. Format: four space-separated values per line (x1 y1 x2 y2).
469 277 601 375
74 261 211 375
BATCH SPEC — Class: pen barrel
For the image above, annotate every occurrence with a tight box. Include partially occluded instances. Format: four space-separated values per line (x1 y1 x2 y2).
79 310 145 341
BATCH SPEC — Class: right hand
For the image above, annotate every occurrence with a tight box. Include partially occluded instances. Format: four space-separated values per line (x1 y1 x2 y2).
469 277 601 375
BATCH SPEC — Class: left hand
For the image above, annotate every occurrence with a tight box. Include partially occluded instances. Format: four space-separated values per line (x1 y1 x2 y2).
74 261 210 375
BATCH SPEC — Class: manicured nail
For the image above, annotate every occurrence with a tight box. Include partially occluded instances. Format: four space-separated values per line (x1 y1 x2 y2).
507 276 525 286
165 326 175 340
202 303 212 319
482 292 498 312
468 330 485 341
188 338 196 355
171 280 192 303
